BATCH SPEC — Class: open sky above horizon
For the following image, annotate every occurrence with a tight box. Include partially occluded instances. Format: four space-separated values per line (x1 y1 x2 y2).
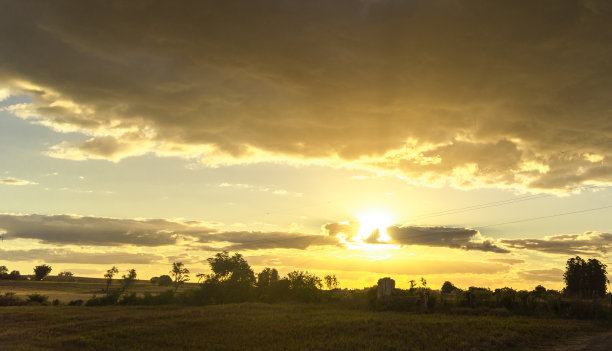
1 0 611 290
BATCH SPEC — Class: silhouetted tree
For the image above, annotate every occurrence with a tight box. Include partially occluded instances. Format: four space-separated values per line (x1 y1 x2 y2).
409 279 416 290
420 277 427 288
104 266 119 292
287 270 322 302
58 271 75 282
441 281 460 294
120 269 137 292
171 262 190 291
8 270 20 280
532 285 547 298
158 275 172 286
33 264 52 281
0 265 8 279
198 251 256 303
324 274 339 290
257 268 279 289
150 276 160 285
563 256 609 298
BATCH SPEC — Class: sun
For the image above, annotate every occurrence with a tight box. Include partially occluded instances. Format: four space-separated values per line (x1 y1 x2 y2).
356 209 394 243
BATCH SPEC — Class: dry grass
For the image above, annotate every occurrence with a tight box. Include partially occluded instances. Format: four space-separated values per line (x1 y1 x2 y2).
0 303 609 350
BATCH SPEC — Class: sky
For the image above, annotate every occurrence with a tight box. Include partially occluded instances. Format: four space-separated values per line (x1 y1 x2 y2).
0 0 611 290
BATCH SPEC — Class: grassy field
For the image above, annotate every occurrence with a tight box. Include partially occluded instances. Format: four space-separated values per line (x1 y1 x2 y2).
0 279 194 303
0 303 610 350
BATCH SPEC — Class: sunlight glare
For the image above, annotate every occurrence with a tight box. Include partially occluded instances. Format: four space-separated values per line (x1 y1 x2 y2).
357 209 394 242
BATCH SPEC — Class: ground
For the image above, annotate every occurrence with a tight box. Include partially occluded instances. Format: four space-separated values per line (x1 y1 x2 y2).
0 279 193 303
0 303 610 350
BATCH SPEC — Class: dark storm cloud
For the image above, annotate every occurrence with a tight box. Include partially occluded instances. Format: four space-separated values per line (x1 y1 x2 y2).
1 1 611 190
501 231 612 256
0 214 214 246
0 248 162 264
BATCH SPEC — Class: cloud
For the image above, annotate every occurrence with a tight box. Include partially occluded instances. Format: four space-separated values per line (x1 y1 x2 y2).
386 225 510 253
0 178 37 186
0 214 332 251
1 1 612 190
198 231 336 251
324 220 509 253
0 214 214 246
218 183 303 197
501 231 612 256
486 258 525 265
517 268 564 283
0 248 162 264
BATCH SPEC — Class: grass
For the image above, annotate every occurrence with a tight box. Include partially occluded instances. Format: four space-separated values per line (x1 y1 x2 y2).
0 279 193 303
0 303 609 350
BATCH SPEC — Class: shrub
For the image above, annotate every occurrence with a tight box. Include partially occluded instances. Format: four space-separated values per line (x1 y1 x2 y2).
68 299 84 306
26 293 49 305
0 292 23 306
85 290 122 306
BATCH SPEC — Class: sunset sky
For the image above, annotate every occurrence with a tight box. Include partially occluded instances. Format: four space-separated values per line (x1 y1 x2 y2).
0 0 611 290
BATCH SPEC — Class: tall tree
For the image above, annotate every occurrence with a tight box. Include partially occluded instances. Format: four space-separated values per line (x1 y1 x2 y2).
323 274 339 290
120 269 137 292
257 268 279 289
33 264 52 281
171 262 190 291
563 256 609 297
104 266 119 292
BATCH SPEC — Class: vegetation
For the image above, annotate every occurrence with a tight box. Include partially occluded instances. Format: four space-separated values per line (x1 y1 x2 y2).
0 303 608 350
120 269 137 292
104 266 119 292
58 271 75 282
564 256 609 298
33 264 52 281
171 262 190 291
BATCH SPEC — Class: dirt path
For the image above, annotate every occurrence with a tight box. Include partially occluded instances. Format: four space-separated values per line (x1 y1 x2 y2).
551 330 612 351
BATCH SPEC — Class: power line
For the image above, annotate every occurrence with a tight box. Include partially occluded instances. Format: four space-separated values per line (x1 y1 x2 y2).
408 184 601 222
477 204 612 229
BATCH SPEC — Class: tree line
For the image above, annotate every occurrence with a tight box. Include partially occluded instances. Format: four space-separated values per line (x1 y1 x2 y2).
1 253 608 319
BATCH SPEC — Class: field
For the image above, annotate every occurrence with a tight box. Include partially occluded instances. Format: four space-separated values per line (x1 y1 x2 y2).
1 280 611 350
0 279 194 303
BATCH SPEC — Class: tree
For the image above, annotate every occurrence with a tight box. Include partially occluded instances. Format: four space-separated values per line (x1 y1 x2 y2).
409 279 416 290
420 277 427 288
0 265 8 279
532 285 547 298
206 251 255 287
33 264 52 281
120 269 137 292
257 268 279 289
150 276 160 285
171 262 190 291
563 256 609 298
198 251 256 303
8 270 20 280
58 271 75 282
104 266 119 292
323 274 339 290
441 281 460 294
158 275 173 286
286 271 322 302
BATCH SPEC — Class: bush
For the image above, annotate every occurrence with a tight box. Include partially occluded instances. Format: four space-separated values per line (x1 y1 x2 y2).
0 292 23 306
26 293 49 305
68 299 84 306
85 290 122 306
